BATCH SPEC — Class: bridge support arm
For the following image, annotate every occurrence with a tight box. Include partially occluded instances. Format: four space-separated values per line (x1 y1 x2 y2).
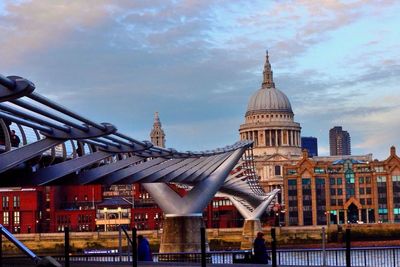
143 147 247 215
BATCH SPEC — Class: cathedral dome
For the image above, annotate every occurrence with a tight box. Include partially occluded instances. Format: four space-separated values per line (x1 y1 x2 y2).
246 51 293 115
246 87 292 114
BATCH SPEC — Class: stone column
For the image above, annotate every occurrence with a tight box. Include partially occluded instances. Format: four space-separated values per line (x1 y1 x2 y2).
358 209 362 222
293 130 295 146
297 178 304 226
387 175 394 223
285 130 288 145
336 210 340 224
297 131 300 147
275 130 278 146
298 131 300 147
290 130 293 146
269 130 272 147
240 219 262 250
160 214 208 253
311 177 317 226
344 209 348 224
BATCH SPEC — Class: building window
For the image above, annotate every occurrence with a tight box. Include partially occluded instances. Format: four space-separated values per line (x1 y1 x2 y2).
330 178 335 185
337 188 343 195
377 176 386 183
337 178 342 185
13 211 20 225
274 165 281 176
359 188 365 195
359 177 364 184
2 196 9 208
314 167 325 174
13 196 20 208
3 212 9 225
345 172 355 183
374 166 384 173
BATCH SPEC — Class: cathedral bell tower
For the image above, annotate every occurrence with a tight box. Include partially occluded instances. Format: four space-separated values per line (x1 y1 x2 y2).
150 112 166 148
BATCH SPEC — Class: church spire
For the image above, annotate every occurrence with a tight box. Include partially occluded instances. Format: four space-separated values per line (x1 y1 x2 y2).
262 50 275 89
154 111 161 126
150 112 166 148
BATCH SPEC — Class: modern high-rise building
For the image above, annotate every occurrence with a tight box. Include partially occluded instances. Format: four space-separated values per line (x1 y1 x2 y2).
301 136 318 157
329 126 351 156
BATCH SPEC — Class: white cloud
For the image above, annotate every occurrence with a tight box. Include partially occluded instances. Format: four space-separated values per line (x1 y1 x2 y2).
0 0 399 159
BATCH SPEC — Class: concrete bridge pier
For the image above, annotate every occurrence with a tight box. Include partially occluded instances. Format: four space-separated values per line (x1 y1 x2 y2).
227 190 279 249
160 214 206 253
241 219 263 250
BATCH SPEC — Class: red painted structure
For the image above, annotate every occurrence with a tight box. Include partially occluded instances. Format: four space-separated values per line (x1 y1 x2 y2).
0 184 248 233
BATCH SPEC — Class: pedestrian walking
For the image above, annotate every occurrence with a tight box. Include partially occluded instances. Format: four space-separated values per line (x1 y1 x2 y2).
137 235 152 261
253 232 271 264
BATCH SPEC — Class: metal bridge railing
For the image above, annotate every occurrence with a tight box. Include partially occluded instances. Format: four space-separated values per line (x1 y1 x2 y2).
2 247 399 267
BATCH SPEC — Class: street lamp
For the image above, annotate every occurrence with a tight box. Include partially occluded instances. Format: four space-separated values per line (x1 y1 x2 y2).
273 203 281 226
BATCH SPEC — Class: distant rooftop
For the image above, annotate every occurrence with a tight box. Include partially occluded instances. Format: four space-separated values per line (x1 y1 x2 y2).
312 154 373 163
97 197 132 208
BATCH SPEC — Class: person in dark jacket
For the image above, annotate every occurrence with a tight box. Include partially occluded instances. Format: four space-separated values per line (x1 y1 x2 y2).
10 130 20 147
253 232 270 264
137 235 152 261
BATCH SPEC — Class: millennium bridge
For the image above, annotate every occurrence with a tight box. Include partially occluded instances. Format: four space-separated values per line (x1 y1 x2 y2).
0 73 280 266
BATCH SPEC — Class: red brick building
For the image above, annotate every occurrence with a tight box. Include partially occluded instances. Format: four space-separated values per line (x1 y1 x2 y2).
284 147 400 226
0 187 42 233
0 183 246 233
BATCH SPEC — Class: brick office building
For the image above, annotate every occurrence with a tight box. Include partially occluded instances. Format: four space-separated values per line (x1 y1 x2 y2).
0 185 102 233
0 183 247 233
284 146 400 226
0 187 42 233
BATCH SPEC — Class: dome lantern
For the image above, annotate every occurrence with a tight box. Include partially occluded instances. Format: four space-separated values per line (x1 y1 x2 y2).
262 50 275 89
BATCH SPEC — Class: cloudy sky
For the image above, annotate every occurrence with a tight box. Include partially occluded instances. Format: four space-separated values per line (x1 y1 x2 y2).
0 0 399 159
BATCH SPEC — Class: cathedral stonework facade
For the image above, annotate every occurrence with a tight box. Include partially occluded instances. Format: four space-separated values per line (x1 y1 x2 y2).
239 52 302 197
150 112 166 148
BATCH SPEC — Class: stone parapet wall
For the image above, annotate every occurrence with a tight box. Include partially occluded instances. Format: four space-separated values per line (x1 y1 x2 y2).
3 224 400 254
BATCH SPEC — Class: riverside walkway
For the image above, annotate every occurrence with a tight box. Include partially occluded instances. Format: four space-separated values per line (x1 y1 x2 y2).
2 261 343 267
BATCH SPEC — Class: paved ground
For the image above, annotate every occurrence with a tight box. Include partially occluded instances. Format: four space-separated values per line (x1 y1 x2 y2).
0 260 347 267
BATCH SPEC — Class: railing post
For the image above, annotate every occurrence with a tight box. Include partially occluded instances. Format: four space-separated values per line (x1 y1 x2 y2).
271 227 277 267
132 227 137 267
119 226 122 262
364 249 367 266
201 227 206 267
64 226 70 267
345 228 351 267
0 226 3 267
322 227 326 267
